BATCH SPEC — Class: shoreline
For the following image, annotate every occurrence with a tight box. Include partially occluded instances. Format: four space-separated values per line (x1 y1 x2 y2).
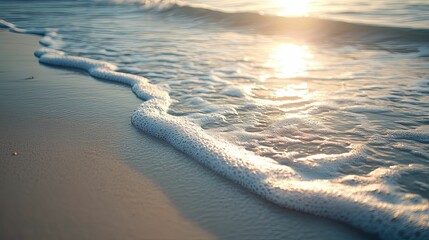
0 29 374 240
0 30 212 240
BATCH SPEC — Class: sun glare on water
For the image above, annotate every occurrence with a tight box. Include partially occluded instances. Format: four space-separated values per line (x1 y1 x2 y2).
267 44 313 79
273 82 309 98
276 0 310 16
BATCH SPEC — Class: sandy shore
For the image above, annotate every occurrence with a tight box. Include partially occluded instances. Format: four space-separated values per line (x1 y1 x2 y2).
0 29 375 240
0 30 213 240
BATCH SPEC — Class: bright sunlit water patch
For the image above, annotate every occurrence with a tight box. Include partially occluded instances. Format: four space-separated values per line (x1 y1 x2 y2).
273 82 309 98
275 0 309 16
266 44 314 79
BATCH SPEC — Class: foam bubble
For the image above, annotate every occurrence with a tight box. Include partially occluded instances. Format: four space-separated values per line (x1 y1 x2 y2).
39 35 56 47
34 47 65 57
39 54 117 71
392 143 429 160
220 87 246 97
293 144 367 178
389 130 429 143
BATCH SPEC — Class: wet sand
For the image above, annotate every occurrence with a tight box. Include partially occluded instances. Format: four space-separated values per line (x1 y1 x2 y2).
0 30 375 240
0 30 212 240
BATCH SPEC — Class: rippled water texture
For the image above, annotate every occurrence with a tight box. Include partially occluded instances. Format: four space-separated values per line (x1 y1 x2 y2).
1 0 428 239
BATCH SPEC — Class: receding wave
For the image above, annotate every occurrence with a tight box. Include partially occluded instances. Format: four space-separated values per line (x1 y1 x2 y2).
113 0 429 44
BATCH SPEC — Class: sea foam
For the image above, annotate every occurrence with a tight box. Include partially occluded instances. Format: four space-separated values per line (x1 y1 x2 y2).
2 19 428 240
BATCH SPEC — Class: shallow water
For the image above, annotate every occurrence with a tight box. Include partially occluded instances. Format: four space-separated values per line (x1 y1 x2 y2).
1 0 428 239
0 30 373 240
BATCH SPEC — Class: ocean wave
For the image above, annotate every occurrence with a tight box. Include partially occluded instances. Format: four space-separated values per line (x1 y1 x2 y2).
103 0 429 44
2 19 429 240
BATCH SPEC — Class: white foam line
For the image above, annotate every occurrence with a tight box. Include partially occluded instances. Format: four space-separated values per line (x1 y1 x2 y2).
2 19 428 240
0 19 45 36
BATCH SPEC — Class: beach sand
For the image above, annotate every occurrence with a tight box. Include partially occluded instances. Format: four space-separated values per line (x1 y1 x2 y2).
0 30 213 240
0 30 375 240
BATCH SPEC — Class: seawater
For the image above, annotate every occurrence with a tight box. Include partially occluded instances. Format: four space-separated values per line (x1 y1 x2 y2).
1 0 428 239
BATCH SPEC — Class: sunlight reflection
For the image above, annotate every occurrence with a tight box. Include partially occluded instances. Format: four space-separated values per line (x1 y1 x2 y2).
276 0 310 16
267 44 313 79
274 82 309 98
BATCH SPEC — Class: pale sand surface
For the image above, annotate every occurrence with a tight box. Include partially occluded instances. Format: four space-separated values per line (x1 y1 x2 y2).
0 30 213 240
0 30 374 240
